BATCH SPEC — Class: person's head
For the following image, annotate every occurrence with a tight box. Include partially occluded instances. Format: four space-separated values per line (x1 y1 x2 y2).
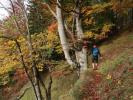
93 44 97 48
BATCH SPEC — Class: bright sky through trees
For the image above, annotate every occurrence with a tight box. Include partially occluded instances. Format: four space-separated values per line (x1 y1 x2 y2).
0 0 9 20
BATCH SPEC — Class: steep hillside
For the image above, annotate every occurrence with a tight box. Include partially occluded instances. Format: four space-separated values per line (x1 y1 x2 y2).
11 30 133 100
69 30 133 100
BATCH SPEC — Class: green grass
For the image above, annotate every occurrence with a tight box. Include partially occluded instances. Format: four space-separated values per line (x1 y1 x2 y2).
97 31 133 100
99 31 133 73
51 71 78 100
99 50 130 74
20 87 35 100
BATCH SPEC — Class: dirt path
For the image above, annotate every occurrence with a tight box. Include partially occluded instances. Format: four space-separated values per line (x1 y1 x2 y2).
82 71 103 100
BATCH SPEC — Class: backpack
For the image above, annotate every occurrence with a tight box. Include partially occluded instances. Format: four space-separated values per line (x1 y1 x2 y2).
92 48 99 56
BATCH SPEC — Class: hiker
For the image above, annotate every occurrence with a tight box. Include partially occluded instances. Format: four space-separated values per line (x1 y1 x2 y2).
90 44 102 70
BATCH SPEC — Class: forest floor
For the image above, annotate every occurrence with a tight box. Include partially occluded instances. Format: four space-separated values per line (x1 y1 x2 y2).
1 29 133 100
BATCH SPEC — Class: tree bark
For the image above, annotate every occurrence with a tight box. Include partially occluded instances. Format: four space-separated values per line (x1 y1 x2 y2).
56 0 74 66
15 40 39 100
75 1 88 71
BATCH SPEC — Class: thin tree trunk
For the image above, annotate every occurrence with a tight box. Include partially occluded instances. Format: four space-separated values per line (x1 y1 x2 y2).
131 8 133 24
15 40 39 100
7 0 42 99
19 1 42 100
46 75 52 100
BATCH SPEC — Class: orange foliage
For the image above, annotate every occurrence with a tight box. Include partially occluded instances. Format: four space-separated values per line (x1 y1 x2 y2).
2 68 28 100
48 22 57 32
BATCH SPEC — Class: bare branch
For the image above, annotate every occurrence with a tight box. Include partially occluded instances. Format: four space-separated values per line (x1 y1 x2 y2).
0 35 15 40
0 2 11 13
16 86 31 100
9 0 15 14
6 0 23 35
49 0 80 14
47 75 52 100
44 3 57 19
64 21 76 43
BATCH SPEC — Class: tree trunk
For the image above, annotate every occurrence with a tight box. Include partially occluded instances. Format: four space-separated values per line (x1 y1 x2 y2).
56 0 74 66
20 1 42 99
75 3 88 71
8 0 43 99
15 40 39 100
46 75 52 100
131 8 133 24
32 67 42 100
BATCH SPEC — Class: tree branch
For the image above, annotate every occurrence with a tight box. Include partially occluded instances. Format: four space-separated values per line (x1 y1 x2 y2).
64 21 76 43
6 0 23 35
16 86 31 100
36 68 48 98
44 3 57 19
0 35 15 41
49 0 80 14
0 2 12 14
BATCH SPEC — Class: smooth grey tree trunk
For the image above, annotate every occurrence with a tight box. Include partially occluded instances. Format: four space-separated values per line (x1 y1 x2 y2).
56 0 74 66
75 4 88 71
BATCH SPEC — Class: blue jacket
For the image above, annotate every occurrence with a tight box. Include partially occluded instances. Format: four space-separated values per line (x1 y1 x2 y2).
91 47 101 57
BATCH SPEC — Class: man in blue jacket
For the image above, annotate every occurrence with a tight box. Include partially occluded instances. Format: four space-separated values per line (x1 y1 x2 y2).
90 44 102 70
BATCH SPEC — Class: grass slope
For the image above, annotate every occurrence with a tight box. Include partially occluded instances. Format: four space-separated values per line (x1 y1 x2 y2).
70 30 133 100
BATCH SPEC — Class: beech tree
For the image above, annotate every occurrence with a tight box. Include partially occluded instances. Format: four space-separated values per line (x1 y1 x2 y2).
43 0 89 73
43 0 133 73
